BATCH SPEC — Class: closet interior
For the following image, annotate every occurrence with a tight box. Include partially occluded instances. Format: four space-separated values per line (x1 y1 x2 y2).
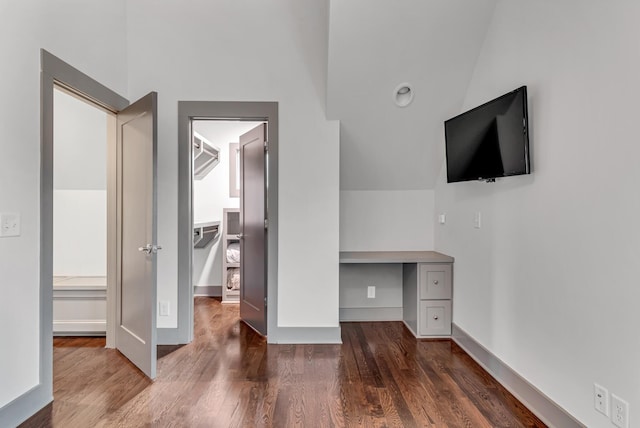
191 120 264 303
52 87 110 336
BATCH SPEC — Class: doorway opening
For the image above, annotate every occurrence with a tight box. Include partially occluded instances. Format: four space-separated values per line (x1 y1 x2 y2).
176 102 279 344
40 50 130 409
191 120 264 306
52 85 114 340
41 51 159 414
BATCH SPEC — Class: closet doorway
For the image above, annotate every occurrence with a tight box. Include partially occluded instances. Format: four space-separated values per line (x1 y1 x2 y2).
191 120 265 305
52 86 112 340
42 50 159 383
177 102 278 342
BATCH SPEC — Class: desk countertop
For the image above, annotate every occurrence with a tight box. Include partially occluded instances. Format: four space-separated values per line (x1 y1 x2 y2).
339 251 454 264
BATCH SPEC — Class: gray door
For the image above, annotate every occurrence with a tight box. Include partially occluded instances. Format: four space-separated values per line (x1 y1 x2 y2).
239 123 267 335
115 92 158 379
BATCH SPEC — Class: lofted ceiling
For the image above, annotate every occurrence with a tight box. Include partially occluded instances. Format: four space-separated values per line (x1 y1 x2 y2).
327 0 498 191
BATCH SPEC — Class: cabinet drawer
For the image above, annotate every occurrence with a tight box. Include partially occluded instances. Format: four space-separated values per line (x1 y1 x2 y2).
419 264 452 300
419 300 451 336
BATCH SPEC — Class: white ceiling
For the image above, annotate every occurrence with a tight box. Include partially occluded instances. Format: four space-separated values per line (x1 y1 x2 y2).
327 0 498 190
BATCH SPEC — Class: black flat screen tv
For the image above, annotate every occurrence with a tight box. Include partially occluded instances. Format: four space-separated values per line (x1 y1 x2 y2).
444 86 530 183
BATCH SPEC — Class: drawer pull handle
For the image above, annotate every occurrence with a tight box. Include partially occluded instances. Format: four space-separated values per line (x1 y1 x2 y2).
433 280 439 285
433 315 439 320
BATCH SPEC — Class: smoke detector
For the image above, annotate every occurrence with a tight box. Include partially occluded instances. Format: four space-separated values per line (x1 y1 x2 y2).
394 83 414 107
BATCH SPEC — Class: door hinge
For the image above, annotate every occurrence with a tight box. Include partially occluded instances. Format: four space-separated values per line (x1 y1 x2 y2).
264 219 268 229
264 140 268 152
265 297 268 307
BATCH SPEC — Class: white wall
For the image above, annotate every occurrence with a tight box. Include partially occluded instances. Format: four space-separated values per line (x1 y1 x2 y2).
53 190 106 276
125 0 340 330
53 88 107 190
340 190 435 251
0 0 127 411
434 1 640 426
53 88 108 277
191 121 259 288
339 190 434 318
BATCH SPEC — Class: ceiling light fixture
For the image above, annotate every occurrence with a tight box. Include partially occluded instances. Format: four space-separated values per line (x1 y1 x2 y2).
394 82 414 107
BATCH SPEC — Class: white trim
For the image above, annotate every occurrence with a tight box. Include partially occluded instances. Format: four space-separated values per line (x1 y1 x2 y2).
53 320 107 334
339 307 402 322
53 289 106 299
452 323 585 428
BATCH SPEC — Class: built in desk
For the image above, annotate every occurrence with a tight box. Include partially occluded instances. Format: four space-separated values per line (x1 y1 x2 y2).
339 251 454 338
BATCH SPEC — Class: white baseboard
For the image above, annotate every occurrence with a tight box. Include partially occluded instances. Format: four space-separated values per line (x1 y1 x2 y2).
53 320 106 335
452 323 584 428
339 307 402 322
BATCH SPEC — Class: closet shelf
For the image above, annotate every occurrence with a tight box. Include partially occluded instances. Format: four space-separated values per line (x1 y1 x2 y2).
193 221 220 248
193 131 220 180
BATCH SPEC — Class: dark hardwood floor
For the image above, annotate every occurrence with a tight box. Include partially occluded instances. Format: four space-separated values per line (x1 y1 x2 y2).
22 297 545 427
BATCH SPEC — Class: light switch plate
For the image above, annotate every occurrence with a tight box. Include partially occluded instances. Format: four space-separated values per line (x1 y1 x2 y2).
159 301 170 316
367 286 375 299
0 212 21 237
474 211 482 229
594 383 609 416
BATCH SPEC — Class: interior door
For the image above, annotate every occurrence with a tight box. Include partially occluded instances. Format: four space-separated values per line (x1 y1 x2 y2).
115 92 158 379
239 123 267 335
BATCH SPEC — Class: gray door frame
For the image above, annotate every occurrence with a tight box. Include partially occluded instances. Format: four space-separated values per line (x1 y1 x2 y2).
0 50 129 428
175 102 278 344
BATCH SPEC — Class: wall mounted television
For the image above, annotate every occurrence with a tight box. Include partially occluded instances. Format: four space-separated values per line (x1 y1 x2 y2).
444 86 530 183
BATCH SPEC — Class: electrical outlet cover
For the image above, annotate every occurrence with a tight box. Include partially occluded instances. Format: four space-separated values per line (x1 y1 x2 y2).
0 212 20 237
611 393 629 428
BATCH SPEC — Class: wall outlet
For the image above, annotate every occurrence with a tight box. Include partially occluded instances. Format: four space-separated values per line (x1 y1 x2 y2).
0 212 21 237
611 393 629 428
594 383 609 416
367 285 375 299
159 301 170 316
438 213 446 224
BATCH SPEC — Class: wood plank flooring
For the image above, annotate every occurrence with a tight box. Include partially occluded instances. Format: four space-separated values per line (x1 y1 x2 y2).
22 297 546 427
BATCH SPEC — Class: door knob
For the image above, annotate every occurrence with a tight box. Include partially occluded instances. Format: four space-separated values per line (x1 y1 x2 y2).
138 244 163 254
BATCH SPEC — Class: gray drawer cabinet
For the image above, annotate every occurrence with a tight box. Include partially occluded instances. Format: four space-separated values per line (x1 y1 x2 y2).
403 263 453 337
